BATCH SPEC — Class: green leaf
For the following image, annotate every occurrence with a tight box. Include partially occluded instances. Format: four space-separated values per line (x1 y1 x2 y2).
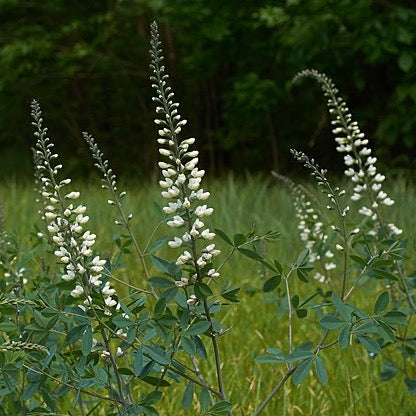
350 255 367 266
315 356 328 385
289 295 299 309
208 401 233 415
142 376 170 388
81 325 93 356
150 255 170 273
380 361 397 381
154 298 167 315
194 282 213 298
295 249 309 267
357 336 381 354
150 237 169 254
255 355 285 364
186 321 211 336
66 324 87 345
233 233 246 247
143 346 170 365
296 268 309 282
296 309 307 318
263 275 281 292
113 316 132 327
286 350 313 363
273 260 283 274
199 388 211 412
372 268 397 281
23 382 39 400
221 286 240 303
374 291 389 314
182 381 194 410
148 276 175 289
331 293 350 321
320 315 346 330
404 378 416 394
238 247 263 262
382 310 407 325
181 337 196 355
293 357 314 385
338 325 350 350
142 391 162 406
214 229 233 246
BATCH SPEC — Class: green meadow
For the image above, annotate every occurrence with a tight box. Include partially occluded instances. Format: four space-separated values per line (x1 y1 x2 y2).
1 175 415 415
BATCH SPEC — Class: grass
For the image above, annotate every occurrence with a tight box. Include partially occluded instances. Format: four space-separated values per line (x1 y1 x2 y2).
1 174 416 415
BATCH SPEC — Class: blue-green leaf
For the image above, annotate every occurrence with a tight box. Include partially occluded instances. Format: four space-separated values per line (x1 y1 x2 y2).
182 381 194 410
293 357 314 385
315 356 328 385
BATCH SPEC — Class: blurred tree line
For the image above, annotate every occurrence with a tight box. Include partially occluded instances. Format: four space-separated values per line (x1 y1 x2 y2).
0 0 415 179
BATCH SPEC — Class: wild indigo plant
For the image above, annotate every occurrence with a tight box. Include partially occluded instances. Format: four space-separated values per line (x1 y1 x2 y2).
0 26 414 416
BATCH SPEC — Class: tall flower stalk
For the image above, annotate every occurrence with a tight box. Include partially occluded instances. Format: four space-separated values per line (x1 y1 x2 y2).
31 100 127 406
149 21 224 398
293 69 401 236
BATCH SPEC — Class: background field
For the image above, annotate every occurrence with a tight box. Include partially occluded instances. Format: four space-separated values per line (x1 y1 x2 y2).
1 175 415 415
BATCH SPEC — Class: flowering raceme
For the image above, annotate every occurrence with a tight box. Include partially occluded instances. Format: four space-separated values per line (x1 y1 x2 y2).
272 172 335 283
149 23 220 293
31 100 119 314
294 70 402 236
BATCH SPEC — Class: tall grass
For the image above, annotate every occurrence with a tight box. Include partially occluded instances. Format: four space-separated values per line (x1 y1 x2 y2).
1 175 415 415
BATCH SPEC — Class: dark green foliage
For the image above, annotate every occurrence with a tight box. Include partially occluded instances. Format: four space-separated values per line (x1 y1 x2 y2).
1 0 416 177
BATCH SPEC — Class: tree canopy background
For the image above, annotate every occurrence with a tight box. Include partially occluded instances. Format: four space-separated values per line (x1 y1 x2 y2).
1 0 415 179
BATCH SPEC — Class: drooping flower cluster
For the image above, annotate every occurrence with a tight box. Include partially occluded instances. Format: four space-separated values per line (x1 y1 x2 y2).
31 100 119 313
294 70 401 236
149 22 220 289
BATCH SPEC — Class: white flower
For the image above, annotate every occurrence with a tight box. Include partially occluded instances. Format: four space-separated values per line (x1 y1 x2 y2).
195 205 214 217
358 206 373 216
168 237 182 248
167 215 185 228
324 262 336 271
176 251 192 265
388 223 402 235
188 177 201 190
185 158 198 170
163 202 179 214
193 219 204 229
344 155 355 166
65 191 80 199
201 229 215 240
207 269 220 278
105 296 117 307
175 277 189 287
71 285 84 298
89 275 102 287
101 350 111 359
374 174 385 182
186 294 198 306
359 147 371 156
102 282 116 296
382 198 394 206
